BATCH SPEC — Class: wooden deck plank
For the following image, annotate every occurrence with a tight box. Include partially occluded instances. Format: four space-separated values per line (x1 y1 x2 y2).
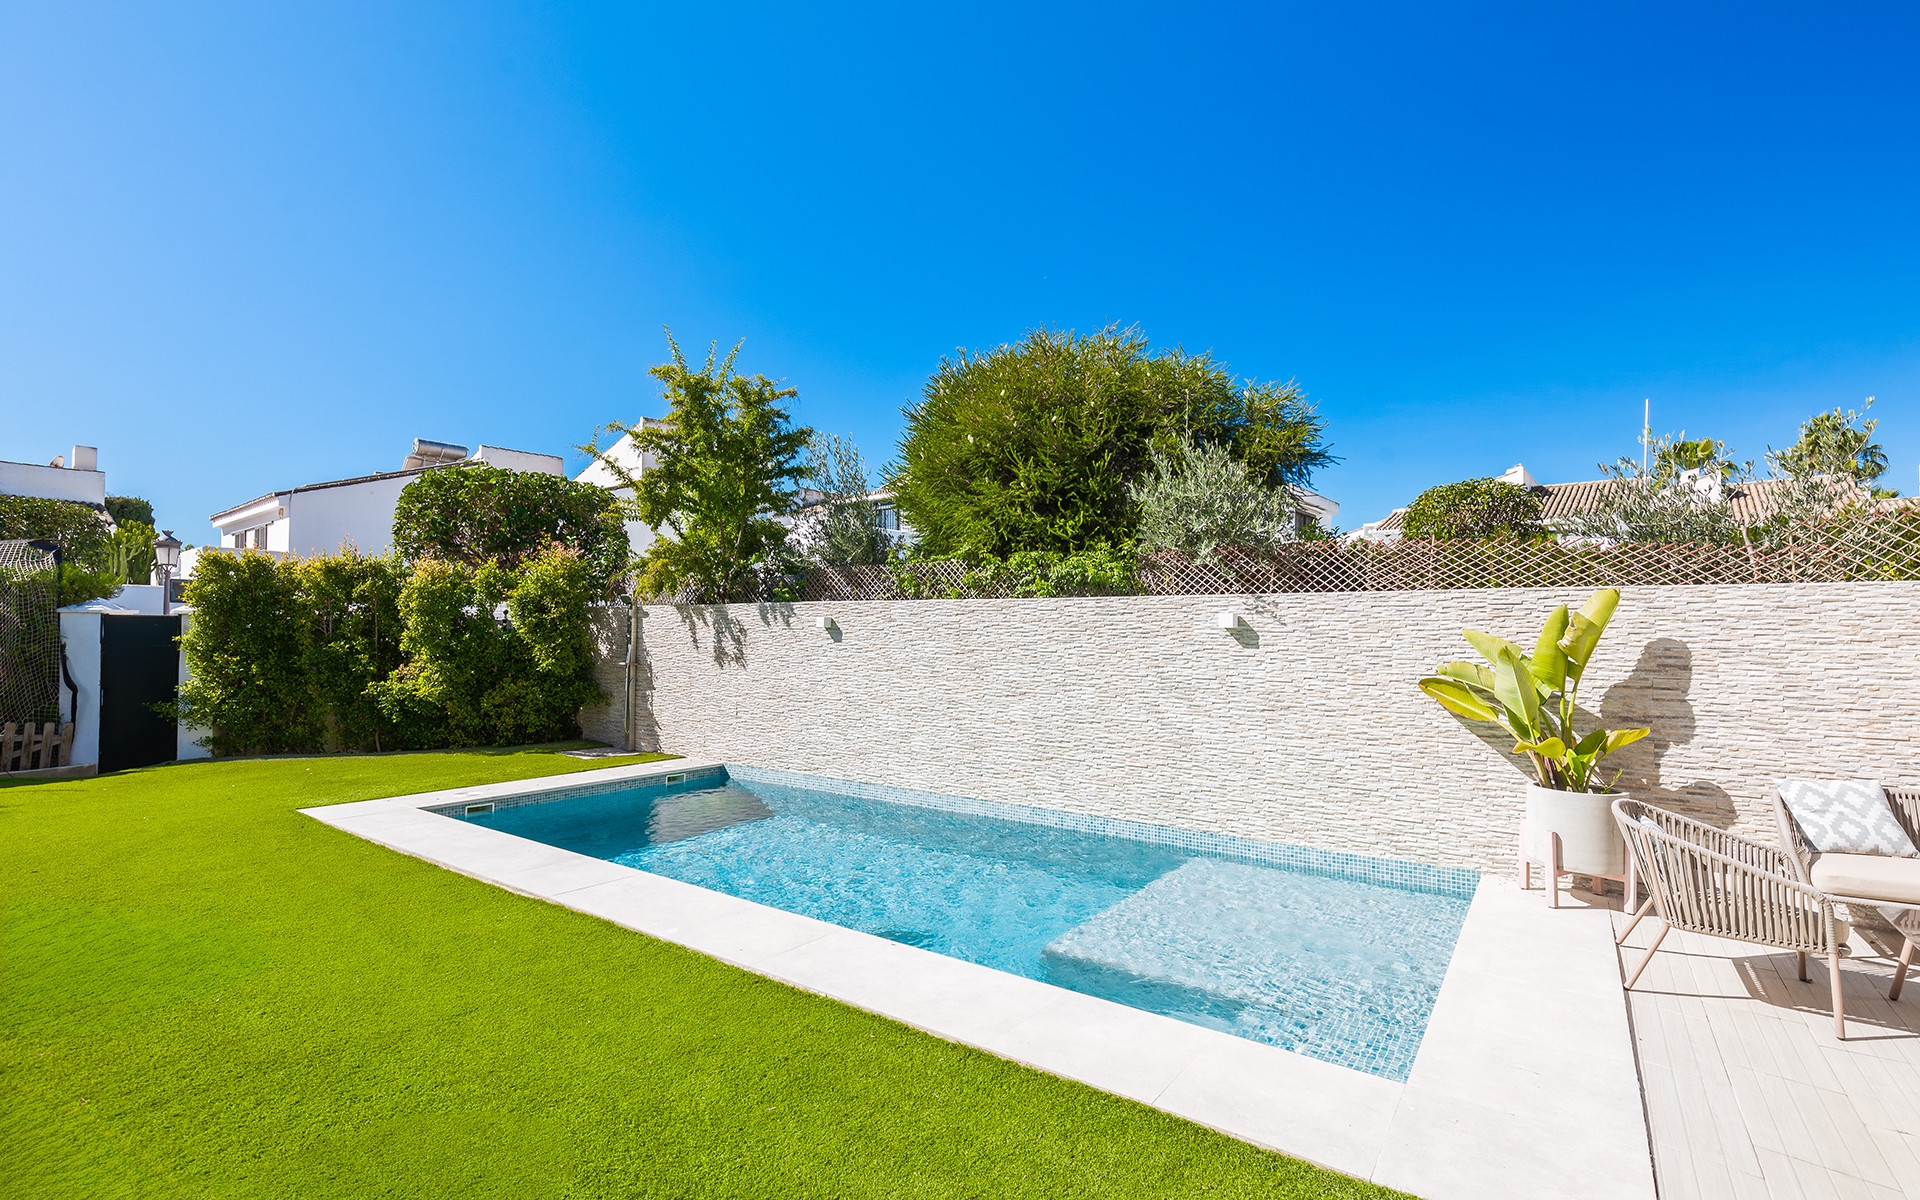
1622 916 1920 1200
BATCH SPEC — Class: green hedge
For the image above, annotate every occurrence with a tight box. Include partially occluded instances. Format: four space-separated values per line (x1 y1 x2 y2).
179 548 603 756
0 494 124 604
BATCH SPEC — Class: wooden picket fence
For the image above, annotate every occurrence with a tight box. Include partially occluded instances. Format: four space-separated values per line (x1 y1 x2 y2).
1 721 74 773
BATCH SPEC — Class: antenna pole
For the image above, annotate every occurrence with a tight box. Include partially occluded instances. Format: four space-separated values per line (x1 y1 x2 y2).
1642 398 1651 473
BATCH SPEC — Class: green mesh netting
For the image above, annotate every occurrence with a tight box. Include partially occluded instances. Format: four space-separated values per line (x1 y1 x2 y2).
0 540 62 724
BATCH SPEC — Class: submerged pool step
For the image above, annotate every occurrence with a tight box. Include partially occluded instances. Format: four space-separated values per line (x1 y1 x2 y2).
1041 858 1442 1075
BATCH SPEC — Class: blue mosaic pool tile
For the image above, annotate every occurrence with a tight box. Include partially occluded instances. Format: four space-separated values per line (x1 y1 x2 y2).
429 760 1478 901
722 764 1480 900
422 763 722 818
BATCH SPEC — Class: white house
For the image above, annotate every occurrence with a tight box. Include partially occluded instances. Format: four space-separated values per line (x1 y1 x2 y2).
1287 486 1340 537
202 438 565 566
1 445 108 509
573 421 668 557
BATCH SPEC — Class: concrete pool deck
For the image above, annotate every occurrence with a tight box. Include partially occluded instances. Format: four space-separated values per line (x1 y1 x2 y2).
302 761 1655 1200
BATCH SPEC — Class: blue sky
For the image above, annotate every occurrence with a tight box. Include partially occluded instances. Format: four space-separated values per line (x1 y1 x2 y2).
4 2 1917 535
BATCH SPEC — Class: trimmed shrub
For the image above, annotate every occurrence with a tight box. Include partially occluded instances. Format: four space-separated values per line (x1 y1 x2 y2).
391 464 629 592
177 552 319 755
0 494 121 604
182 548 604 756
291 550 407 751
370 549 603 750
1401 478 1545 541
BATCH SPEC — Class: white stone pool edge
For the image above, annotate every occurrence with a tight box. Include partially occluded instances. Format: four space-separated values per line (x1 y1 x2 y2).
300 760 1655 1200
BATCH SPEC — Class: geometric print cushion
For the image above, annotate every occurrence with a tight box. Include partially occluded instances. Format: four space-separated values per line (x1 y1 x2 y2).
1778 779 1920 858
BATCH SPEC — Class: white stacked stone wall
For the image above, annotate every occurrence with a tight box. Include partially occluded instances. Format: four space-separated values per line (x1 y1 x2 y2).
577 583 1920 871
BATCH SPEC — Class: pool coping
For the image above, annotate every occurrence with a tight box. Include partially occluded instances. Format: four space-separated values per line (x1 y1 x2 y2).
301 761 1655 1200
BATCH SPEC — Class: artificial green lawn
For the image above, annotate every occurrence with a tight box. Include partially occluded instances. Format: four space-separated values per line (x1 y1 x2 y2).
2 750 1403 1199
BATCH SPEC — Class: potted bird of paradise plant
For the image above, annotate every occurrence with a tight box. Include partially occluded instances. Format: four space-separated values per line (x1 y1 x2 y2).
1418 587 1650 882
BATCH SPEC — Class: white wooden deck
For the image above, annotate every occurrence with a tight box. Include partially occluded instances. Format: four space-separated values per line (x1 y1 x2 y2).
1617 906 1920 1199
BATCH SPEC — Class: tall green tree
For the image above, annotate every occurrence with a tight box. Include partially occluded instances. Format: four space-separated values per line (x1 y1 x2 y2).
583 334 813 603
888 326 1331 558
105 495 154 528
1771 397 1895 497
795 433 892 567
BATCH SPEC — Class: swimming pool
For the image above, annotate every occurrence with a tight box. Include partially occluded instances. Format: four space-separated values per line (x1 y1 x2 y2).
449 766 1476 1082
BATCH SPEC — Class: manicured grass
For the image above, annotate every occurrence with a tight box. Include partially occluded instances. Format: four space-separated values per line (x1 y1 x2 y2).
2 750 1402 1200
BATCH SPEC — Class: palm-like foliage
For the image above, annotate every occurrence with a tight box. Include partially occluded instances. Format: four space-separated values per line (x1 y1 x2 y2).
1418 588 1648 791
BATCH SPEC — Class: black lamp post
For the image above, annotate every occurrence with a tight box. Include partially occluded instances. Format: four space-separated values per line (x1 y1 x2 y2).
153 530 182 616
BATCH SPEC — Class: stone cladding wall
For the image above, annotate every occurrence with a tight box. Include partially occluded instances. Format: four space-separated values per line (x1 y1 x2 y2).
577 583 1920 871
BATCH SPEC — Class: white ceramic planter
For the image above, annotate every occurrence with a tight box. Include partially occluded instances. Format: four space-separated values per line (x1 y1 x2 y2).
1521 783 1624 877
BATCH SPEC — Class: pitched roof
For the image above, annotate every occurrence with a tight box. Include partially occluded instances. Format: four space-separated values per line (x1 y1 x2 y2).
1364 475 1874 535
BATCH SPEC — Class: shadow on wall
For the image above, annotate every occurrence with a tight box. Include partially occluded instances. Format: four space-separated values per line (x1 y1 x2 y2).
673 603 748 669
1600 637 1737 828
666 600 801 670
632 613 662 752
1438 636 1736 829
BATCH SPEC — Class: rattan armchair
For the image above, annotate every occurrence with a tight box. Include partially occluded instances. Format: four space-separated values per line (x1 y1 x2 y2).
1772 784 1920 1005
1612 799 1857 1037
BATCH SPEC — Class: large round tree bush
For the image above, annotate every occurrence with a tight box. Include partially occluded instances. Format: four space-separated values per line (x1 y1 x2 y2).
888 326 1331 558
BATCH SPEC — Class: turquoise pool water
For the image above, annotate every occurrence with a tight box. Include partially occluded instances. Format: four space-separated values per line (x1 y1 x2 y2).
460 770 1474 1081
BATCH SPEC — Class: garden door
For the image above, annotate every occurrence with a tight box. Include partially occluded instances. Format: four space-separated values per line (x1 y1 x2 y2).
99 614 181 773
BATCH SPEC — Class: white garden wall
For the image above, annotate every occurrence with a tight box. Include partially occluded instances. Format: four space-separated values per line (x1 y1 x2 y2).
581 583 1920 871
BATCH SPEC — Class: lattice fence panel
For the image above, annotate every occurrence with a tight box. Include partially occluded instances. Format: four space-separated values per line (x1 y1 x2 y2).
0 539 62 724
767 509 1920 603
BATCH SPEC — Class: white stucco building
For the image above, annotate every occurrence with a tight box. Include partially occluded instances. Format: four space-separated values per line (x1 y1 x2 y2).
203 438 565 565
573 420 668 557
0 445 108 509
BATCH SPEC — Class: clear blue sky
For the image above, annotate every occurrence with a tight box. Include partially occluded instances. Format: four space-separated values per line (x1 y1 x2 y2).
4 2 1917 536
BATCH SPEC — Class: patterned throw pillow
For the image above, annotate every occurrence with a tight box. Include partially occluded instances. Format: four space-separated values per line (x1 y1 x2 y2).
1779 780 1920 858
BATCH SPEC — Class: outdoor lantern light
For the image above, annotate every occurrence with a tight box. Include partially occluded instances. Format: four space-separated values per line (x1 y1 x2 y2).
153 529 183 617
1215 610 1243 630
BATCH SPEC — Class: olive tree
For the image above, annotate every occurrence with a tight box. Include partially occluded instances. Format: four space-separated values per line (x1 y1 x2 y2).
1130 440 1297 561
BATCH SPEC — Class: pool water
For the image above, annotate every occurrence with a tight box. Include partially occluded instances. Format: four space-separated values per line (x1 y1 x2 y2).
463 773 1473 1081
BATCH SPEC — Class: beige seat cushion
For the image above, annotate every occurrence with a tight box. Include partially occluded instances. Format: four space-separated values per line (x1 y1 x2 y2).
1810 852 1920 904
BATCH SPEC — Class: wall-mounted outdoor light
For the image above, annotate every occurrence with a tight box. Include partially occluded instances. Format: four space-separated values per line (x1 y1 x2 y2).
1215 610 1243 630
815 616 837 633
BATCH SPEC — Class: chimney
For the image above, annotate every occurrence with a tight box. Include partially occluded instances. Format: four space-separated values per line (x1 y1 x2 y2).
1499 463 1537 489
403 438 469 470
70 445 98 471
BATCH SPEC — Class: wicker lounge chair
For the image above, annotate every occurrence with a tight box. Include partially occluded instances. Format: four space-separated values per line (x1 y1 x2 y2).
1773 783 1920 1005
1611 799 1859 1037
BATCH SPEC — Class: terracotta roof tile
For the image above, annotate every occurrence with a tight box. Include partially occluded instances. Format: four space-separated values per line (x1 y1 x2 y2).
1365 475 1874 534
